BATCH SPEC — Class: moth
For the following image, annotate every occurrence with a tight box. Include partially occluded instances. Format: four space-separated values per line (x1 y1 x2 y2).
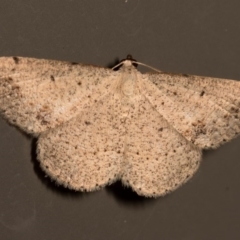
0 55 239 197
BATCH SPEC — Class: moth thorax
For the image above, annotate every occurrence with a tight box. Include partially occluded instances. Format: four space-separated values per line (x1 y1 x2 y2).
120 71 137 97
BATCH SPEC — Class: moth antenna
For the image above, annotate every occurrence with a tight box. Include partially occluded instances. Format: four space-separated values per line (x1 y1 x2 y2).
112 55 163 73
112 61 124 70
134 61 163 73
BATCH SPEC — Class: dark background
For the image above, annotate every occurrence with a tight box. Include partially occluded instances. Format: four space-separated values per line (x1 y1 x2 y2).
0 1 240 239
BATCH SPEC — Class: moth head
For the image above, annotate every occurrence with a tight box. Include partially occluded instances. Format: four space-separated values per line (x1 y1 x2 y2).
112 54 138 71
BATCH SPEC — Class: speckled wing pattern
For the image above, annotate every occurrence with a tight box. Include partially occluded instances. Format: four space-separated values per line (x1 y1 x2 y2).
143 72 240 149
0 56 239 197
0 57 115 135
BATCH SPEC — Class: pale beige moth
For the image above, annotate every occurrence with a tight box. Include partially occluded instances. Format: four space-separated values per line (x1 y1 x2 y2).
0 55 239 197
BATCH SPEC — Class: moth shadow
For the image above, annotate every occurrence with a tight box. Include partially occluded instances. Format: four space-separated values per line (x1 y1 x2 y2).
106 56 120 70
202 148 218 158
30 138 87 199
106 181 156 206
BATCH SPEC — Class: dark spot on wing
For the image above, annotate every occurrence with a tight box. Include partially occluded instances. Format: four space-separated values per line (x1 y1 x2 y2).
158 128 163 132
231 107 239 113
77 81 82 86
71 62 78 65
6 77 13 82
12 85 20 90
200 91 205 96
41 120 48 125
84 121 91 125
50 75 55 81
13 57 19 64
